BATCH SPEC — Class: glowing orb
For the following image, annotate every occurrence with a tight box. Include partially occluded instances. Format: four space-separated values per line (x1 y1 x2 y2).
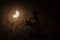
3 7 33 31
13 10 20 18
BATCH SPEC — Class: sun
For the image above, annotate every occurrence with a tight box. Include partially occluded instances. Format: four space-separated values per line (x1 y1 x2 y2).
13 10 20 18
3 7 33 31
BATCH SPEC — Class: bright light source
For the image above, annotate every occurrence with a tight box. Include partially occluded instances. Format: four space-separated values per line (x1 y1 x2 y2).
13 10 20 18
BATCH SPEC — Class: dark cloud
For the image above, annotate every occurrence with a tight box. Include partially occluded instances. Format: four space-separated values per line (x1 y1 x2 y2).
0 0 60 40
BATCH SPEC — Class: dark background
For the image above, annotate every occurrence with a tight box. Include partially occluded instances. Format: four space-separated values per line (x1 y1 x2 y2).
0 0 60 40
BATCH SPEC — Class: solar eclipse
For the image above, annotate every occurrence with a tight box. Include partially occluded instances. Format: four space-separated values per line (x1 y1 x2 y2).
2 6 33 31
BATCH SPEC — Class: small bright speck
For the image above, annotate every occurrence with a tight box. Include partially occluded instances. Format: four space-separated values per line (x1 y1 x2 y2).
13 10 20 18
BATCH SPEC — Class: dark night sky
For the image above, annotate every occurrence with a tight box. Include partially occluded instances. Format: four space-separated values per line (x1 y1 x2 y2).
0 0 60 40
